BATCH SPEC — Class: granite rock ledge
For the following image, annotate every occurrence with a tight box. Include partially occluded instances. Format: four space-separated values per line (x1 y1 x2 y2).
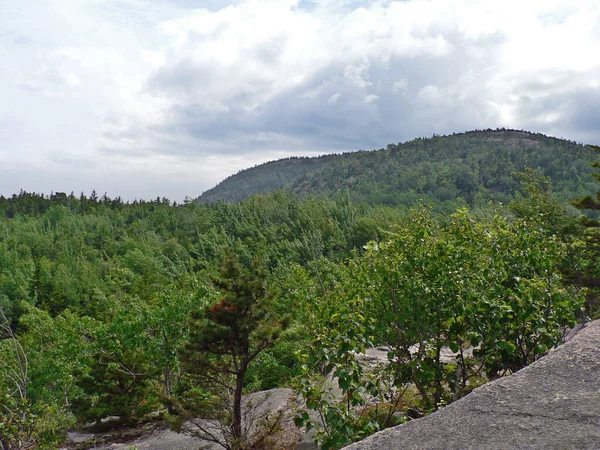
344 320 600 450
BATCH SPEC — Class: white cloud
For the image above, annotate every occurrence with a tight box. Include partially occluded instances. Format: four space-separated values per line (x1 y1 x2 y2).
393 79 408 94
344 63 371 88
328 92 341 104
417 85 444 104
365 94 379 103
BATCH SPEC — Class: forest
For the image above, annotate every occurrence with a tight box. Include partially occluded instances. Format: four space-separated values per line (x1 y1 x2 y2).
1 140 599 449
199 129 598 210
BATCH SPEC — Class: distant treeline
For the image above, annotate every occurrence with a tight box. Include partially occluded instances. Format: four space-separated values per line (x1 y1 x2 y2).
0 190 176 218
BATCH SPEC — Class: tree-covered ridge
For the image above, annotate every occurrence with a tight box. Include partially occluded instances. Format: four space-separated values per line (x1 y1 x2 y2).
198 129 598 209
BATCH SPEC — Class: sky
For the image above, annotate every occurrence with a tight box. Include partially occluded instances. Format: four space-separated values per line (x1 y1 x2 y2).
2 0 600 202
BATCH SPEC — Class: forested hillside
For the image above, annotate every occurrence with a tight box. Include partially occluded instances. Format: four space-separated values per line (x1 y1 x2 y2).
198 129 597 210
1 142 599 450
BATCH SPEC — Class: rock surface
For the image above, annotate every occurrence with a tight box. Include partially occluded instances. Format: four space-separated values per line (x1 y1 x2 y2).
344 320 600 450
61 388 316 450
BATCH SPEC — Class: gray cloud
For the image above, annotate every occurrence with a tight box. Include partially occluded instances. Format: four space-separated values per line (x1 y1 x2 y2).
517 86 600 143
143 24 509 155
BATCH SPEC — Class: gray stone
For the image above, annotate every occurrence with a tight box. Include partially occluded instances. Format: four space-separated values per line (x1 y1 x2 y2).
344 320 600 450
61 388 314 450
111 430 215 450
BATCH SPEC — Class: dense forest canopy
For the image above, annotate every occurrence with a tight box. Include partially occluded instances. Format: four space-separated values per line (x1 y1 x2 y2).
1 130 599 449
198 129 598 210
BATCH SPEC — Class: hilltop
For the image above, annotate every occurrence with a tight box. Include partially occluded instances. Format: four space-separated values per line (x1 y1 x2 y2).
198 129 597 208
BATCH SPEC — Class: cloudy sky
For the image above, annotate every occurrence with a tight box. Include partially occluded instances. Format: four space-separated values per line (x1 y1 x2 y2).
2 0 600 201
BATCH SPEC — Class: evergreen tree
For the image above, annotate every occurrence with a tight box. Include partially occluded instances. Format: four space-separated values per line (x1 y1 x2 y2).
179 255 289 449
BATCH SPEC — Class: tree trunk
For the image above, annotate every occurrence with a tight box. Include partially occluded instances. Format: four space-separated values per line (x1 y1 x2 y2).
232 367 245 446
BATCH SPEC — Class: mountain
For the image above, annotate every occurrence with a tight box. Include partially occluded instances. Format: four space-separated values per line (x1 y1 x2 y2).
197 129 598 208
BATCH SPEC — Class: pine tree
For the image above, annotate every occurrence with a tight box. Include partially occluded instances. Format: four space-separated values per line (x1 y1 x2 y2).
179 255 289 449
